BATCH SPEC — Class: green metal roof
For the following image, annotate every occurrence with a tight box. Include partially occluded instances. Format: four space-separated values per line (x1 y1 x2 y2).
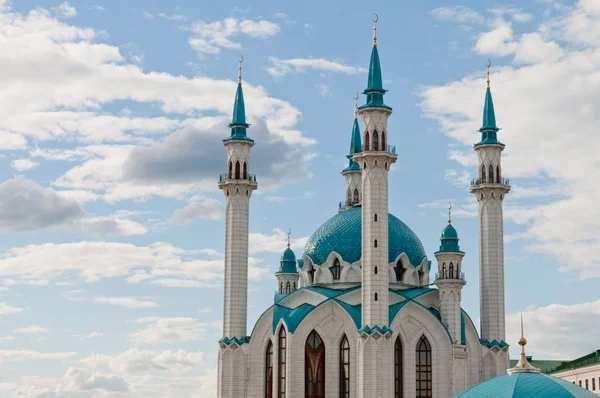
303 206 427 266
510 358 568 374
551 350 600 374
436 224 463 253
475 87 503 147
359 45 391 110
343 117 362 173
224 83 253 143
453 372 598 398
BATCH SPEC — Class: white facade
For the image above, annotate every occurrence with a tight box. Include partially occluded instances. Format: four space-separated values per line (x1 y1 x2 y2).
553 364 600 395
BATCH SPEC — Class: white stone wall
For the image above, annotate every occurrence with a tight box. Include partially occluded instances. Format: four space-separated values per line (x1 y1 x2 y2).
276 273 300 294
434 252 466 345
343 170 362 206
553 364 600 395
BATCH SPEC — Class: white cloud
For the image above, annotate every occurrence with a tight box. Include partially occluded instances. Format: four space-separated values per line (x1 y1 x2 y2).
130 317 219 344
474 20 519 56
267 56 367 78
72 214 148 236
429 6 483 24
507 299 600 359
0 302 24 315
87 332 102 338
95 296 159 309
189 17 279 54
54 2 77 19
11 158 38 171
89 5 104 12
81 348 206 374
169 198 225 224
0 336 15 342
0 350 75 365
249 228 308 254
13 325 49 334
316 83 331 97
157 12 187 21
489 7 534 23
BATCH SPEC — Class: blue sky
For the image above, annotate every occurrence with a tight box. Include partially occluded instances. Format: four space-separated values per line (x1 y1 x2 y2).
0 0 599 396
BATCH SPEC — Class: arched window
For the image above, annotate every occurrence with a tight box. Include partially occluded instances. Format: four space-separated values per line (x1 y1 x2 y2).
374 293 378 301
416 335 432 398
394 337 403 398
347 189 352 205
374 214 378 222
374 266 378 275
243 162 248 179
372 130 379 151
305 330 325 398
496 166 500 183
394 260 405 282
285 281 291 294
481 165 486 183
382 131 386 151
293 282 296 291
374 239 378 248
228 161 233 179
418 269 424 285
280 282 283 294
308 267 315 285
365 132 370 151
332 259 341 280
278 327 287 397
235 161 241 180
442 263 446 280
449 263 454 279
340 335 350 398
266 341 273 398
488 165 494 183
353 189 359 204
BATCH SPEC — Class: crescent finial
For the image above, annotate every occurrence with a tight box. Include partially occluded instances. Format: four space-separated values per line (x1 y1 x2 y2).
354 92 359 101
237 55 244 84
287 229 292 248
373 13 379 23
447 203 452 224
486 59 492 88
239 54 244 64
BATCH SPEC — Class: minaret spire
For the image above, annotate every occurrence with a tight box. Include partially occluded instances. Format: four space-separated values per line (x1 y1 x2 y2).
238 54 243 84
477 59 502 146
486 59 491 89
226 55 252 142
448 202 452 224
287 228 291 248
341 96 363 209
507 314 541 374
372 13 378 47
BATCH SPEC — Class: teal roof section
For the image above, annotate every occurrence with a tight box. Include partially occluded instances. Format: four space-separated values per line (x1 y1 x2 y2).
224 83 254 143
475 87 503 147
342 117 362 173
303 206 426 266
281 247 296 262
436 224 463 253
481 339 510 349
277 247 298 274
551 350 600 374
453 372 599 398
360 45 391 110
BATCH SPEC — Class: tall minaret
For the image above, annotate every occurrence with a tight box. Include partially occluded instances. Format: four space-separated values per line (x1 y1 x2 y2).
340 96 363 210
469 63 510 378
353 16 397 398
217 57 257 398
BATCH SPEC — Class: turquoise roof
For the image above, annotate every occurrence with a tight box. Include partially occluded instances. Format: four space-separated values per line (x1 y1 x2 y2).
224 83 253 143
436 224 463 253
453 372 598 398
476 87 503 147
277 247 298 274
359 45 391 110
343 118 362 173
303 206 426 266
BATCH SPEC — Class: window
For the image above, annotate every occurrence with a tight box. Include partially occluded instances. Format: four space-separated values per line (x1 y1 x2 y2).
418 269 424 285
374 214 378 222
374 293 378 301
228 161 233 179
372 130 379 151
278 327 287 397
374 266 378 275
481 165 486 183
441 263 446 280
394 337 403 398
347 189 352 205
416 335 432 398
266 341 273 398
353 189 359 204
280 282 283 294
496 165 500 183
243 162 248 179
332 259 341 280
374 239 378 248
592 378 595 391
586 379 589 390
285 281 291 294
488 165 494 183
235 161 241 179
293 282 296 291
382 131 386 150
449 263 454 279
305 330 325 398
340 336 350 398
394 260 405 282
365 132 370 151
579 381 582 386
308 268 315 285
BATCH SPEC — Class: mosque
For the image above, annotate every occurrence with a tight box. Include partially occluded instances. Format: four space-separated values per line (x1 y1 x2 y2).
214 17 594 398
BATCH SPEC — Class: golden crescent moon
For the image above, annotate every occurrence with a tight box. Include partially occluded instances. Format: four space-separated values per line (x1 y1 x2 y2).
288 228 291 235
373 13 379 23
354 92 359 101
486 59 491 68
448 203 452 210
239 54 244 63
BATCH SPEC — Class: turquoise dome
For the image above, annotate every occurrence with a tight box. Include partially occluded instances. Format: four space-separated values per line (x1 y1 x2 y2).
277 247 298 274
437 224 463 253
441 224 458 239
303 206 426 266
281 248 296 262
454 372 598 398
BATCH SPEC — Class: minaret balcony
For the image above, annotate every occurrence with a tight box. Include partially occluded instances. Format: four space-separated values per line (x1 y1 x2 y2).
338 200 361 209
218 173 258 190
435 271 466 281
360 144 396 154
470 177 510 189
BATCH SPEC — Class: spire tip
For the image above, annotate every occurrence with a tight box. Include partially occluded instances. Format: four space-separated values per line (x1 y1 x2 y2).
486 59 491 89
287 229 291 248
238 54 244 84
447 203 452 225
372 13 378 47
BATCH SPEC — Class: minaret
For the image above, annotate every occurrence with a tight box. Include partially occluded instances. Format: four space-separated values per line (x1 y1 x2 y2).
470 62 510 378
434 204 466 344
340 96 363 210
218 56 257 344
353 16 397 398
275 230 299 295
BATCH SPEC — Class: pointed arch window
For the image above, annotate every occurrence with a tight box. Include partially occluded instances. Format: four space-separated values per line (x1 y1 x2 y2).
365 132 370 151
285 281 291 294
243 162 248 179
442 263 446 280
280 282 284 294
374 266 378 275
382 131 386 151
374 239 378 248
416 335 432 398
353 189 359 205
394 337 403 398
394 260 406 282
308 267 315 285
235 161 241 180
340 335 350 398
228 161 233 180
488 165 494 183
278 327 287 397
332 259 341 280
293 282 296 291
347 189 352 205
374 293 378 301
481 165 486 183
305 330 325 398
374 214 378 222
372 130 379 151
418 269 425 285
496 166 500 183
449 263 454 279
266 341 273 398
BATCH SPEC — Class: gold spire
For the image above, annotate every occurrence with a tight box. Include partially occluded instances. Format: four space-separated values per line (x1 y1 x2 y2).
447 203 452 225
486 59 491 89
238 54 244 84
287 229 291 248
372 13 379 47
507 314 541 374
354 93 359 119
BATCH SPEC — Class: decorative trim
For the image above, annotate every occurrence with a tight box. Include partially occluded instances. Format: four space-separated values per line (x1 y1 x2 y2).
357 325 392 337
219 336 251 347
480 339 509 349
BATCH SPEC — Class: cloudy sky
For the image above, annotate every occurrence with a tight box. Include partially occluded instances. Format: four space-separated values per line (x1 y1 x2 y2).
0 0 599 396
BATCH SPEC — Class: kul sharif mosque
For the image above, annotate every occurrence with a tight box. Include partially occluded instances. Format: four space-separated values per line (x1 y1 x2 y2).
215 17 597 398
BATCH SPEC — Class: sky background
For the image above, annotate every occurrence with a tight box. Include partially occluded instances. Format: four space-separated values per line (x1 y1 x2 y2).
0 0 599 396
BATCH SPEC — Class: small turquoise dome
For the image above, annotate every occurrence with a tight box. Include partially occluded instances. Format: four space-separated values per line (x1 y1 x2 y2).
437 223 463 253
453 372 598 398
303 206 426 266
277 247 298 274
441 224 458 239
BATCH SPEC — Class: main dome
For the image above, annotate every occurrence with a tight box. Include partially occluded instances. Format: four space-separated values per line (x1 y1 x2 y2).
303 206 426 266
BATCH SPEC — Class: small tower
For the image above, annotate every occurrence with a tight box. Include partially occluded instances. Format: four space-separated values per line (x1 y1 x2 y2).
275 230 299 295
217 57 257 398
353 15 398 398
340 96 363 210
469 62 511 378
434 204 466 345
